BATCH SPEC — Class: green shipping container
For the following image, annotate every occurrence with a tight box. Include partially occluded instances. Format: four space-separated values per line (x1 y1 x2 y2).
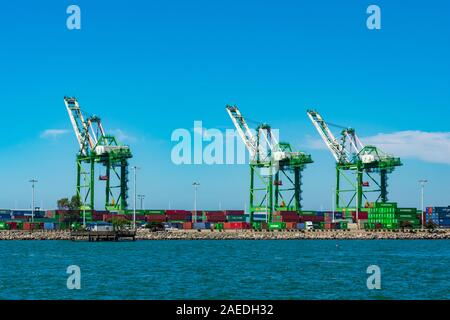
0 222 9 230
268 222 286 230
252 222 261 230
374 202 398 209
227 215 246 222
215 223 224 230
396 213 418 219
145 210 166 215
396 208 418 214
300 211 316 216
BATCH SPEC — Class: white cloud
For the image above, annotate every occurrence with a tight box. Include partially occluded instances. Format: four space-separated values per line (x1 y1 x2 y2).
40 129 70 138
110 129 137 143
308 131 450 165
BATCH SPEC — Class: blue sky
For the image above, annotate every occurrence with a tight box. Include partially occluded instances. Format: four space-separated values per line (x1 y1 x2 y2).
0 0 449 210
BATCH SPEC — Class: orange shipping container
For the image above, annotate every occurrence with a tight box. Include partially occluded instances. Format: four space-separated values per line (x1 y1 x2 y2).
285 222 297 230
183 222 193 229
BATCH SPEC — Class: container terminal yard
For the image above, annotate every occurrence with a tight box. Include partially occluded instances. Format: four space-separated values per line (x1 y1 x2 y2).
0 97 449 239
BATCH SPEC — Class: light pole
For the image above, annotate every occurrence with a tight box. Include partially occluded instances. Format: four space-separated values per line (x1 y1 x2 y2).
419 179 428 229
332 187 335 223
138 195 145 210
82 171 88 227
29 179 38 223
132 166 140 230
193 182 200 224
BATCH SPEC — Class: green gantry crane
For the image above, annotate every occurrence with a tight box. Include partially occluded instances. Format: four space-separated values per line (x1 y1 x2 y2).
227 105 313 223
64 97 133 211
307 110 402 211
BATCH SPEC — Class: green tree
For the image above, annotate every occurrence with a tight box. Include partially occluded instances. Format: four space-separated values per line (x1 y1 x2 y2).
57 198 70 210
111 217 130 231
69 195 82 210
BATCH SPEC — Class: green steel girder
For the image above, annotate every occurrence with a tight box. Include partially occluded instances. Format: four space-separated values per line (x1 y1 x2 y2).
248 142 313 223
335 146 402 211
75 135 132 211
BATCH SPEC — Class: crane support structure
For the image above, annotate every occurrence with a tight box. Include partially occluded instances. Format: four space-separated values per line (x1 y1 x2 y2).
65 97 133 211
227 105 313 223
307 110 402 211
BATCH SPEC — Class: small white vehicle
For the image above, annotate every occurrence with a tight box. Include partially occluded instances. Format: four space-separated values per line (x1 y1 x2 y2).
305 221 314 231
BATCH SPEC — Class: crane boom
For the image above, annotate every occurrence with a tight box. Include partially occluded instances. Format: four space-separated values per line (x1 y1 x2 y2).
64 97 95 156
307 110 347 162
226 105 258 160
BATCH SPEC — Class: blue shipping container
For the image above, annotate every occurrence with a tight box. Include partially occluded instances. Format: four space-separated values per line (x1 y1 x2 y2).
297 223 305 230
44 223 55 230
439 219 450 226
193 222 211 229
253 214 268 221
435 207 450 214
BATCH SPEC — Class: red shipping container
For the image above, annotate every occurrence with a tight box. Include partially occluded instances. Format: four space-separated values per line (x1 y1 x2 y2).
183 222 193 229
167 214 192 221
165 210 190 215
206 217 226 222
298 216 324 223
224 210 245 216
23 222 42 230
224 222 251 229
6 222 18 230
351 212 368 220
204 211 225 215
146 214 166 222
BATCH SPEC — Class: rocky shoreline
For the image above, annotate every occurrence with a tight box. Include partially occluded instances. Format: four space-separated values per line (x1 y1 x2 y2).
1 229 450 240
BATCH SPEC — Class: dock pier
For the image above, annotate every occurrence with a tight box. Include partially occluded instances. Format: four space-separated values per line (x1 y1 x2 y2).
70 230 136 242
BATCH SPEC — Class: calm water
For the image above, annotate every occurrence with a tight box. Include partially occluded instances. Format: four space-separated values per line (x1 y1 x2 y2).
0 240 449 300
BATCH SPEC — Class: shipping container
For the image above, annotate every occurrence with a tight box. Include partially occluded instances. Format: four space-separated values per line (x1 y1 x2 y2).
44 222 55 230
285 222 297 230
146 214 166 222
224 210 245 216
6 222 18 230
0 221 9 230
251 222 268 230
166 210 190 215
224 222 251 229
296 223 305 230
299 211 317 216
396 208 418 214
226 215 246 222
193 222 211 229
268 222 286 231
23 222 43 230
144 210 166 215
298 215 324 223
214 222 224 230
374 202 397 209
182 222 192 229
